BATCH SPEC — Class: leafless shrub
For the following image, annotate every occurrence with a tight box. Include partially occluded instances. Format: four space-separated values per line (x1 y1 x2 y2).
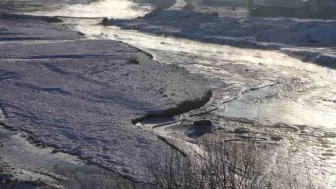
145 147 198 189
55 165 136 189
266 155 318 189
53 137 318 189
145 135 319 189
145 136 264 189
128 55 140 65
200 138 265 189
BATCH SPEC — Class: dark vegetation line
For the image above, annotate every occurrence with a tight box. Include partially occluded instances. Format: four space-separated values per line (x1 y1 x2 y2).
130 90 213 171
130 90 212 158
0 12 63 23
131 90 212 125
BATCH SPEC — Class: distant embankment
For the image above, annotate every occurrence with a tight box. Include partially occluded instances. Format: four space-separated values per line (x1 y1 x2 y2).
251 6 336 19
201 0 246 7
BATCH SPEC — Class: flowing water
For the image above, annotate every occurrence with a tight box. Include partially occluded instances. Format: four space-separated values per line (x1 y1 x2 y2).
30 0 153 18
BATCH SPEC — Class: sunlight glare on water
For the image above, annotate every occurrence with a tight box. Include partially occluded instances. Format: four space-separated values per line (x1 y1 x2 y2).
215 87 336 130
31 0 153 18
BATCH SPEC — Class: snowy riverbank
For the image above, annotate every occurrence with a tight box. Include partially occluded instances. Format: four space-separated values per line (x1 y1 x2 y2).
0 14 210 187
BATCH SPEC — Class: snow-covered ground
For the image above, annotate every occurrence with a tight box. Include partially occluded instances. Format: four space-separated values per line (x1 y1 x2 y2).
0 14 209 186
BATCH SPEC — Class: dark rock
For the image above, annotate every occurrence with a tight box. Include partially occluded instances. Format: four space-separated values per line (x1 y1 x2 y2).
36 143 42 147
193 119 212 126
102 17 109 26
51 149 59 154
187 120 213 138
234 127 249 134
270 136 283 141
237 135 253 139
47 17 63 23
5 178 10 184
77 32 85 36
210 12 219 18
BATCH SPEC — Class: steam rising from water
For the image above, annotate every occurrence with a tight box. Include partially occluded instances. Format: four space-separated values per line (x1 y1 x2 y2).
69 19 336 131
